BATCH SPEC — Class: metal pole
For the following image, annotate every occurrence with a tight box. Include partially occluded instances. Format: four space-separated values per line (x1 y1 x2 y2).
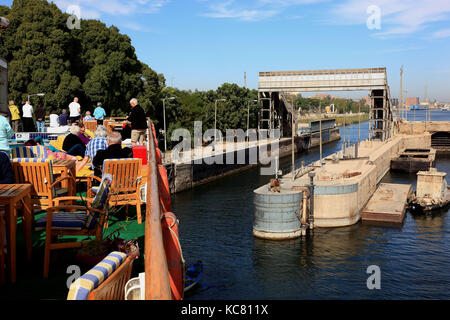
343 110 346 156
163 99 167 152
247 100 250 141
308 172 315 230
292 98 295 181
358 102 361 143
319 102 322 166
214 100 217 142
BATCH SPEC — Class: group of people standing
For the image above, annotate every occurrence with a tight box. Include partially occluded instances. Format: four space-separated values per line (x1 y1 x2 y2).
8 100 47 132
7 97 108 132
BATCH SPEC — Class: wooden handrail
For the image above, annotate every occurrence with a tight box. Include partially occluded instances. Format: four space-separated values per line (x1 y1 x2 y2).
144 118 172 300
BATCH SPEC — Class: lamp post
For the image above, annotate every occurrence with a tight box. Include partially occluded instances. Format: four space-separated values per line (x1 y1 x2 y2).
27 93 45 101
214 99 226 142
247 99 258 140
162 97 175 152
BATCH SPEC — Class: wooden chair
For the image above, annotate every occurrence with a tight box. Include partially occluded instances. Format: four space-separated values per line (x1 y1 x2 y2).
11 158 75 211
67 251 135 300
88 158 143 224
11 146 48 159
83 120 98 131
38 174 113 278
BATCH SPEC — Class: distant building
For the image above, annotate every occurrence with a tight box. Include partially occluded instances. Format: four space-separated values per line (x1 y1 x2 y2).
405 97 420 107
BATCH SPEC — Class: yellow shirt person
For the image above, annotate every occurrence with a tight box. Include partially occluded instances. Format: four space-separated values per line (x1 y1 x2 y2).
8 100 20 132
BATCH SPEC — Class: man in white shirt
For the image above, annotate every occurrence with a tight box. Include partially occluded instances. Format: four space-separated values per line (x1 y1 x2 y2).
68 97 81 124
22 100 35 132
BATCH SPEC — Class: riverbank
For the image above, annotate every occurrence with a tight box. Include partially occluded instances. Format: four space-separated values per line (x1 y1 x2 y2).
298 113 369 126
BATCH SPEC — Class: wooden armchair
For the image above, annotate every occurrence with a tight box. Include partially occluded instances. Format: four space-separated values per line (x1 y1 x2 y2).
67 251 135 300
37 174 112 278
83 120 98 131
88 158 143 224
11 158 75 211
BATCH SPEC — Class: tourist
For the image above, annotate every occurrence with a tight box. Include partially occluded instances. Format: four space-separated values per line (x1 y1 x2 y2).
8 100 21 132
127 98 148 147
68 97 81 123
77 122 91 145
76 125 108 172
93 131 132 177
59 109 68 126
0 111 14 183
62 124 86 157
49 109 59 127
35 104 46 133
93 102 106 125
83 111 94 122
22 100 35 132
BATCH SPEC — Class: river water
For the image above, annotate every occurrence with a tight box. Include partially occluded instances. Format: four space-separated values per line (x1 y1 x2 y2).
173 110 450 300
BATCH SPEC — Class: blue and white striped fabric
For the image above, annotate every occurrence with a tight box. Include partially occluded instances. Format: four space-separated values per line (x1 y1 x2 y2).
11 146 48 159
85 137 107 163
35 212 90 231
67 251 128 300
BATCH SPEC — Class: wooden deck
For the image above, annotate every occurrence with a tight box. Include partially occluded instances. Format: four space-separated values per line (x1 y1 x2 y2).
362 183 412 224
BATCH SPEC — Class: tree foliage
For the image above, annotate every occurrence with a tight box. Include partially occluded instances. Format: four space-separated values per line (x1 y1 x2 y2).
0 0 164 117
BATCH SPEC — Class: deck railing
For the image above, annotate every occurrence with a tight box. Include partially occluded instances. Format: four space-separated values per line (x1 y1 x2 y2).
144 118 172 300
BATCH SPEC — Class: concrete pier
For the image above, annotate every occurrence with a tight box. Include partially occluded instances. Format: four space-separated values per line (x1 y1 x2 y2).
253 132 433 233
361 183 412 224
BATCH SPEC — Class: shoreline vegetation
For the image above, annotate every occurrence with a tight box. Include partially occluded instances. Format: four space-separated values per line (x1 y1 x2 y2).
298 113 370 127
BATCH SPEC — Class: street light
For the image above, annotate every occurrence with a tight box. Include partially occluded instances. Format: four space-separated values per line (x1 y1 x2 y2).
247 99 258 139
162 96 176 152
214 99 226 141
27 93 45 101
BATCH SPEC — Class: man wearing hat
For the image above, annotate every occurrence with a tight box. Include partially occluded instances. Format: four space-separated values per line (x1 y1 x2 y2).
93 102 106 125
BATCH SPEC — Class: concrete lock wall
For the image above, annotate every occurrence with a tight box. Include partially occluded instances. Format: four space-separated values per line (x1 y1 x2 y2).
398 121 450 135
172 137 305 193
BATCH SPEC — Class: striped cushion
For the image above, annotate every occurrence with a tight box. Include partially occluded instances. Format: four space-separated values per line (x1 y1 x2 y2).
54 188 68 197
35 212 89 231
11 146 48 159
67 251 128 300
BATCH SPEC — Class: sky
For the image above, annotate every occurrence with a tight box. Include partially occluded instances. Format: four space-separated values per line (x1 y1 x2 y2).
2 0 450 101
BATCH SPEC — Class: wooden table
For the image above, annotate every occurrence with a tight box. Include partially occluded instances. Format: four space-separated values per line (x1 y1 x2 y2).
53 159 76 196
0 184 32 283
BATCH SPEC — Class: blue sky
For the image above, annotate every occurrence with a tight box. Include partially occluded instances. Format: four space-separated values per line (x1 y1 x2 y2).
2 0 450 101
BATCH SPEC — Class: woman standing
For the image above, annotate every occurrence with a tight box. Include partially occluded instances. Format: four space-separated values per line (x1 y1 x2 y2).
35 104 46 133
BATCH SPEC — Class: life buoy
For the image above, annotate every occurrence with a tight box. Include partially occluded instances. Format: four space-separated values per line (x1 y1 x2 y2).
161 212 185 300
158 165 171 212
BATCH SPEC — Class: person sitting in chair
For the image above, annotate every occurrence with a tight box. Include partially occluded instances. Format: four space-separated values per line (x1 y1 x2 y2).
93 131 132 177
62 124 86 157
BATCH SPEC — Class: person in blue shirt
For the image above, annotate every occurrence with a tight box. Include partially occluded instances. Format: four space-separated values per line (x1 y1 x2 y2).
0 111 15 183
93 102 106 125
59 108 69 126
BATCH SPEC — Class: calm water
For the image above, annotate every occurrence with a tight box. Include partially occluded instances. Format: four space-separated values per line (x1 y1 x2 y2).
173 110 450 300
